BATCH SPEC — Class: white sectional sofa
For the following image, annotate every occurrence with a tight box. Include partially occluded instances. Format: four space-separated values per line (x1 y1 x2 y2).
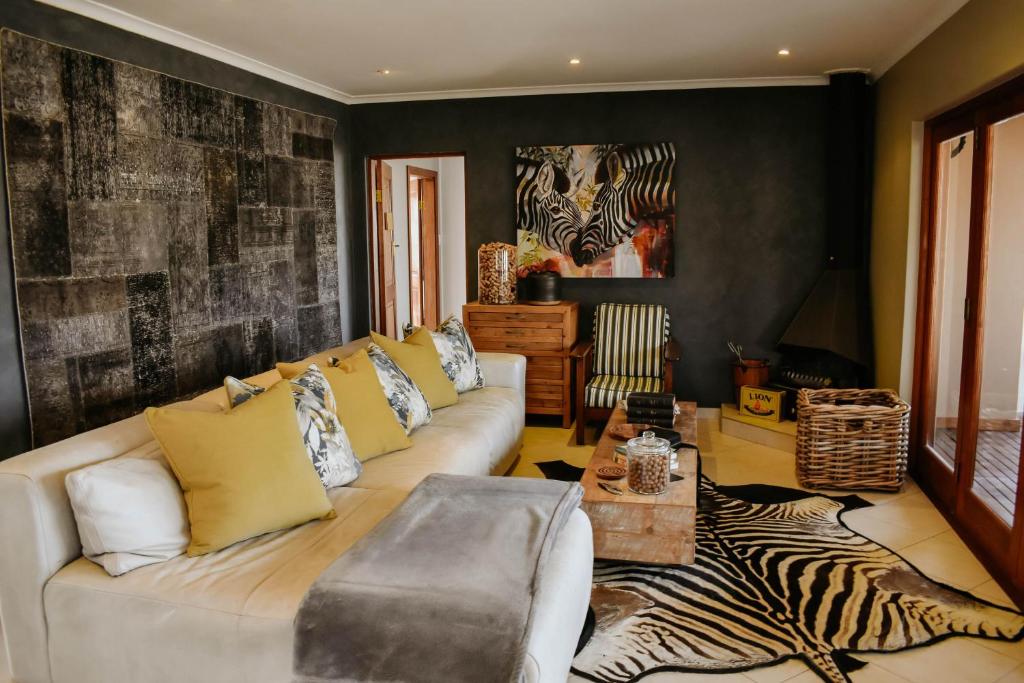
0 341 593 683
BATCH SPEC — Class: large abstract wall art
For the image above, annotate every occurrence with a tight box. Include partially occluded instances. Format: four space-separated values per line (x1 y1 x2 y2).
515 143 676 278
0 31 341 446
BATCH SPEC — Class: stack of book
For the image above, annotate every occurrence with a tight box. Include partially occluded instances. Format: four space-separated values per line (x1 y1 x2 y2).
626 392 676 428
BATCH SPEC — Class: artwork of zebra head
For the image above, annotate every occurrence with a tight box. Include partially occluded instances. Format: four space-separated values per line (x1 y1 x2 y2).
572 142 676 266
514 157 585 256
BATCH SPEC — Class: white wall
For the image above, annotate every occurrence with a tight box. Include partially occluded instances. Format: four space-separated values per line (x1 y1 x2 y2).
375 156 465 334
438 156 467 321
385 158 439 334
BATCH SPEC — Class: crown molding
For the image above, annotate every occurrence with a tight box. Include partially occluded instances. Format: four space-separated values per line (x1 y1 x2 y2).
345 76 828 104
36 0 352 103
38 0 828 106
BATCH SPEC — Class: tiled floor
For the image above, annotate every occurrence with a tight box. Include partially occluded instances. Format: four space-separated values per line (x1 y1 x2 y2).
515 416 1024 683
2 418 1021 683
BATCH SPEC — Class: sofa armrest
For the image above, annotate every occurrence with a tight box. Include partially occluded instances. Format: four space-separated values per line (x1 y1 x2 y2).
477 352 526 400
0 413 156 683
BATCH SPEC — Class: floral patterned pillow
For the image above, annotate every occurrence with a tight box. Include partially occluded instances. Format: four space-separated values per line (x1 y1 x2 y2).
430 316 485 393
359 344 432 434
224 364 361 488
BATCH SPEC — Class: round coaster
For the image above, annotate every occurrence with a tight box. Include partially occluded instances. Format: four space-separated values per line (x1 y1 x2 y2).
596 465 627 480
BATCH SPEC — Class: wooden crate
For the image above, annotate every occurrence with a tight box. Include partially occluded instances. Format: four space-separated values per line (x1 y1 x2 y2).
463 301 578 428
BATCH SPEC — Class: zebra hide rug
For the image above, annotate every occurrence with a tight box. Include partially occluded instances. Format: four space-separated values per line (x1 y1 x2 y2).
571 478 1024 683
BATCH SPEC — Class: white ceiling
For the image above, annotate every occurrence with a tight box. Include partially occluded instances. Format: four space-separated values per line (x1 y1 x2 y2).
44 0 969 103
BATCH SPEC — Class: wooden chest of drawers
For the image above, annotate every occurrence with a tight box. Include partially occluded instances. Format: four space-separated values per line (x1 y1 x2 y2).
463 301 579 428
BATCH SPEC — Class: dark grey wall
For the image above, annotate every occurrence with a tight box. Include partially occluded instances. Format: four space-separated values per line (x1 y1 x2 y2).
350 88 829 407
0 1 830 457
0 0 353 458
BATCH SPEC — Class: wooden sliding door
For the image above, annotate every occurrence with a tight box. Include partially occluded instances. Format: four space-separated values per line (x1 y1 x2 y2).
913 74 1024 603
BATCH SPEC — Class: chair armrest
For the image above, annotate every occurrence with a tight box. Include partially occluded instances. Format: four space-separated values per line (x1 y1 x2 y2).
664 336 681 363
477 352 526 400
570 338 594 361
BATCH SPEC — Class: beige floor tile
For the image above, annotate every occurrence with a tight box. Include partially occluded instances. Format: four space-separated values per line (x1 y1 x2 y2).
998 663 1024 682
841 504 947 550
0 619 8 683
856 491 951 538
899 530 993 590
698 419 752 455
742 658 809 682
860 637 1018 683
975 580 1018 609
785 663 911 682
569 672 757 682
977 636 1024 665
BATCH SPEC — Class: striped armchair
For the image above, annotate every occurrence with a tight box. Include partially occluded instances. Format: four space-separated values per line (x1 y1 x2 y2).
572 303 680 445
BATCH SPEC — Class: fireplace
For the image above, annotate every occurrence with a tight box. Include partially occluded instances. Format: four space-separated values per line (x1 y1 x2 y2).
777 71 874 393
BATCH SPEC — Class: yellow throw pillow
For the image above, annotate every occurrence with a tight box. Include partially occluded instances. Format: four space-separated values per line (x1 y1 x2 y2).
370 329 458 409
279 350 411 462
145 381 335 556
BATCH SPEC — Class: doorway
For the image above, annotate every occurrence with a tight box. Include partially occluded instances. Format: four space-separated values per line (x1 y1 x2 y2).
367 154 467 338
912 73 1024 603
407 166 439 329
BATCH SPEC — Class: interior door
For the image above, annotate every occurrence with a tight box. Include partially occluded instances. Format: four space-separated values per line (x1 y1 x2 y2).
419 176 440 329
374 161 397 337
913 75 1024 601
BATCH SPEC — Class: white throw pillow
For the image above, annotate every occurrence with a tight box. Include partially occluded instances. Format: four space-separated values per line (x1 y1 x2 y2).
66 451 190 576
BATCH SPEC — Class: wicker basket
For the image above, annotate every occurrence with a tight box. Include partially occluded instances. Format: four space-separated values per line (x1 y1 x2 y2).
796 388 910 491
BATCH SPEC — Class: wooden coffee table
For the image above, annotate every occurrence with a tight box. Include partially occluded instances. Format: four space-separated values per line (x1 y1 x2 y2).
580 402 698 565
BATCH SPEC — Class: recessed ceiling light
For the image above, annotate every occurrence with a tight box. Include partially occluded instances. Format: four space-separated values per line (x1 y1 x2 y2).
569 58 581 65
377 69 391 75
777 49 790 56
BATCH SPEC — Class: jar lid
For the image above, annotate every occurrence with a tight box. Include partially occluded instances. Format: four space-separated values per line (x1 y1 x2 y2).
626 430 671 456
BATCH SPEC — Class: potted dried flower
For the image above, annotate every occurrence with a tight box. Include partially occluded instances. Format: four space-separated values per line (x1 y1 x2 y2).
728 341 770 407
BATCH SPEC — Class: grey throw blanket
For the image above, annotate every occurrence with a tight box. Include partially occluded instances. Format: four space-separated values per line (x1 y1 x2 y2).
293 473 584 683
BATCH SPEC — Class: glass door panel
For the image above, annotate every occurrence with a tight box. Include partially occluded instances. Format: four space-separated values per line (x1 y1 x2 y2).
929 131 975 474
969 112 1024 527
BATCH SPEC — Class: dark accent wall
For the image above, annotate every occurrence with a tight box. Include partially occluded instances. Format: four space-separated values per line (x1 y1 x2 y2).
0 0 353 459
0 2 830 457
350 88 828 407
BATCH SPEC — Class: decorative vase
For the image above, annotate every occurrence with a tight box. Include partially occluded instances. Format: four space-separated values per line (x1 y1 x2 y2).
477 243 517 304
527 271 561 305
731 359 770 407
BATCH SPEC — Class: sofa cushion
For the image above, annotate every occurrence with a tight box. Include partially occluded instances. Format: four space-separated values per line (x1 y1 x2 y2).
146 382 336 556
42 485 591 683
364 343 433 434
280 351 411 462
353 387 524 492
65 444 189 577
225 365 361 489
431 316 485 393
371 328 458 409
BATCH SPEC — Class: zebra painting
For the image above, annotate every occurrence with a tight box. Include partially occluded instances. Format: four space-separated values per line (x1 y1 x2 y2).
515 143 675 278
573 479 1024 683
574 143 676 268
515 156 586 257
